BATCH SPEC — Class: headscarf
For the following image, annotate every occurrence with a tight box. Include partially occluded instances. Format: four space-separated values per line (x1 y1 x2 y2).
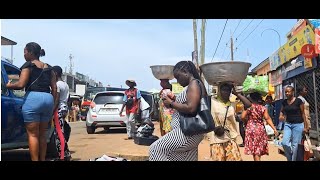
216 82 232 106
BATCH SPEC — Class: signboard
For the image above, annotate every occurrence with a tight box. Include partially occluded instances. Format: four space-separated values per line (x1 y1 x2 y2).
76 72 88 82
281 55 317 81
291 19 307 36
279 25 315 65
315 28 320 54
172 82 184 95
301 44 316 58
308 19 320 29
274 84 283 101
76 84 86 96
270 68 282 86
269 50 281 71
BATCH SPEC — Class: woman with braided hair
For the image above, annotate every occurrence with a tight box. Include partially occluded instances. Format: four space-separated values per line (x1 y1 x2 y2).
149 61 207 161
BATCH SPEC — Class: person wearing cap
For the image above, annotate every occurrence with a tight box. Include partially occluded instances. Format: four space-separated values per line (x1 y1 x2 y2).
120 79 141 140
52 65 72 161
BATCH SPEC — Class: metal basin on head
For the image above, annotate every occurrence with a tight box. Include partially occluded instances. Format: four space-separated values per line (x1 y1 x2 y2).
200 61 251 85
150 65 175 80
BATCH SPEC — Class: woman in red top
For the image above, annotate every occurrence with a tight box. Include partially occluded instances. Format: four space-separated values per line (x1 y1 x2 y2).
241 92 278 161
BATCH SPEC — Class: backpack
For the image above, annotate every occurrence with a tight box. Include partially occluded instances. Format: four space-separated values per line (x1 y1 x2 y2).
125 88 137 108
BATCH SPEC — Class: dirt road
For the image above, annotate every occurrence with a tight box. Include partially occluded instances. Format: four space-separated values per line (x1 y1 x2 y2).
68 121 286 161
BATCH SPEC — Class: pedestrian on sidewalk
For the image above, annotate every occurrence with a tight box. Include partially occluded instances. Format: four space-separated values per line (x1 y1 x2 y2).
279 86 308 161
158 79 175 136
209 83 250 161
149 61 207 161
52 65 72 161
297 86 311 130
242 92 279 161
6 42 57 161
265 95 275 126
235 96 246 147
119 79 141 140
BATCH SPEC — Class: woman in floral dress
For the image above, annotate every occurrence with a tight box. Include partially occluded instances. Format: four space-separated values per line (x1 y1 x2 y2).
241 92 278 161
158 79 175 136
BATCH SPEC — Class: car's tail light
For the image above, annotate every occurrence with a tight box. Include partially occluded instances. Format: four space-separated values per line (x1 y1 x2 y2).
90 102 96 112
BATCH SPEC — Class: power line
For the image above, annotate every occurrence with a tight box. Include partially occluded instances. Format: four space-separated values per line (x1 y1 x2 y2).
221 43 228 59
232 19 242 36
226 51 231 60
235 19 254 40
222 19 242 59
211 19 228 61
235 19 264 50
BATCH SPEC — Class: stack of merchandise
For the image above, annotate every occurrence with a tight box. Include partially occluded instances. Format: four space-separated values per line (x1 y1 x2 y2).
243 75 269 96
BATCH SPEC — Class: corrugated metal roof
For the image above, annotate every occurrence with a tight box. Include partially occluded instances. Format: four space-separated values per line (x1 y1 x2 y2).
251 58 269 73
1 36 17 45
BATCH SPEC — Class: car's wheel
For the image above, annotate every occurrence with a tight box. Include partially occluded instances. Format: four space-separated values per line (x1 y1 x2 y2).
46 132 58 158
103 126 110 131
86 126 95 134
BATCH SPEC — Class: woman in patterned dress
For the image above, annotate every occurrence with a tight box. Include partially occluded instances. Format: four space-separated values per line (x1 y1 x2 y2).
209 83 251 161
241 92 279 161
149 61 207 161
158 79 175 136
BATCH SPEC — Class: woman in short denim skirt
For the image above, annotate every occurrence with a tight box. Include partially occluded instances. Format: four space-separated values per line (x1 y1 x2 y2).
7 42 57 161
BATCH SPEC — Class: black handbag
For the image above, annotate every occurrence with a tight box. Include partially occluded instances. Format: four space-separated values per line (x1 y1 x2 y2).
179 79 215 136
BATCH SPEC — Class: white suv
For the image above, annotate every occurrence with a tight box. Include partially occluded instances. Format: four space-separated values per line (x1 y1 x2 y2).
86 91 127 134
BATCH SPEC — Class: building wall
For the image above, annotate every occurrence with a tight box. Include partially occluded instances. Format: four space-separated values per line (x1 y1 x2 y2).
256 63 270 76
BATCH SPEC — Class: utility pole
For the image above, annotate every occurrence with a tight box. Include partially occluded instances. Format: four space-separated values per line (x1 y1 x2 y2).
69 54 74 75
230 35 234 61
199 19 207 90
193 19 199 69
200 19 206 66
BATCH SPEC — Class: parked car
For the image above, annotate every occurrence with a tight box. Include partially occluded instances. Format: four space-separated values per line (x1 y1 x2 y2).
86 91 127 134
1 59 58 158
86 90 155 134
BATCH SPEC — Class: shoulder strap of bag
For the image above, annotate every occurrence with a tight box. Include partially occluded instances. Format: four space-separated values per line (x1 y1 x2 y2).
193 79 202 98
26 68 44 92
223 106 230 128
213 104 230 127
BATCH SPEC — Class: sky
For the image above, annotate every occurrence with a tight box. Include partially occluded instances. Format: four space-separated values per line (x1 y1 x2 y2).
1 19 298 91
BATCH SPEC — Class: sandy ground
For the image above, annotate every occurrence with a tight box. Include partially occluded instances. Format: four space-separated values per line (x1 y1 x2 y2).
67 121 286 161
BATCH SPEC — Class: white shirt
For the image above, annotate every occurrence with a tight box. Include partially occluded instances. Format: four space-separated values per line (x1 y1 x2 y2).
140 97 150 111
298 95 311 129
56 80 69 104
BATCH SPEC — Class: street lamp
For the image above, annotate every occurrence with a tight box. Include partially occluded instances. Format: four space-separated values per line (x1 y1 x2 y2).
261 28 282 49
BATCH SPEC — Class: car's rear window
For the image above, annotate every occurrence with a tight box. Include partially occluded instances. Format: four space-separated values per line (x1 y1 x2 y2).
94 93 124 104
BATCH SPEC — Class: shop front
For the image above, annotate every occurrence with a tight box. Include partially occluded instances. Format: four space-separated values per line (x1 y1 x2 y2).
270 68 283 128
281 55 319 139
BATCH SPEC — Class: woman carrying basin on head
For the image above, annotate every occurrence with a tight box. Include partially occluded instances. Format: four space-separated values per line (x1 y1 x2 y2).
149 61 207 161
209 82 251 161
